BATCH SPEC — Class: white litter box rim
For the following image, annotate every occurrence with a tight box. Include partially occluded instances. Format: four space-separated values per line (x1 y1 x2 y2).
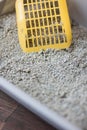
0 77 81 130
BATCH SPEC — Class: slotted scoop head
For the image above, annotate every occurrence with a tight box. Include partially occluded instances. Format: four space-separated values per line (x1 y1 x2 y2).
16 0 72 52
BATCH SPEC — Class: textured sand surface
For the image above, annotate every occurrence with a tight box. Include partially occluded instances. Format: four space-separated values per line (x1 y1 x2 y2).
0 13 87 130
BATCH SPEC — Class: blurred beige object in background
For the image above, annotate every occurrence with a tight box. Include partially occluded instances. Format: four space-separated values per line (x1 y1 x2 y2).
0 0 15 15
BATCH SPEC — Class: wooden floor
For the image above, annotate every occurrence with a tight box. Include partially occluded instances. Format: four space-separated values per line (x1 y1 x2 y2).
0 91 57 130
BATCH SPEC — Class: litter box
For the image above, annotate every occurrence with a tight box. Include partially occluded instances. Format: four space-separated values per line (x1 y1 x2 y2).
0 78 81 130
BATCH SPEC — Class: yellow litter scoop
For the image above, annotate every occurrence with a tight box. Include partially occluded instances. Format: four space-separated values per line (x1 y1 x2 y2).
16 0 72 52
